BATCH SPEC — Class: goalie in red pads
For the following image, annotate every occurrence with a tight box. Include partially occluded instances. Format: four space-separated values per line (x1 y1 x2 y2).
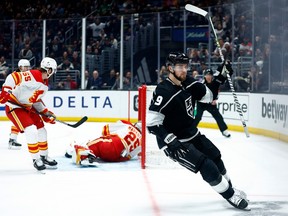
65 120 141 165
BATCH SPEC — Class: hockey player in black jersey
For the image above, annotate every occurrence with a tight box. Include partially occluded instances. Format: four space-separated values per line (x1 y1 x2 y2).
147 51 250 211
192 67 232 137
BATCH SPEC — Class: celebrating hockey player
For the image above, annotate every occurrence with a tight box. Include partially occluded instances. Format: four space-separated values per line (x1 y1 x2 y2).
8 59 31 149
192 67 232 137
0 57 58 171
146 51 250 210
65 120 141 166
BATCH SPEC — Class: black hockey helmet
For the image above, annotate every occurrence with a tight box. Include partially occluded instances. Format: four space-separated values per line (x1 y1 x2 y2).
203 68 214 76
166 52 189 67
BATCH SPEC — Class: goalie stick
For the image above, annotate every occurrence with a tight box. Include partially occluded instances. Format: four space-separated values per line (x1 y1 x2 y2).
185 4 250 138
7 100 88 128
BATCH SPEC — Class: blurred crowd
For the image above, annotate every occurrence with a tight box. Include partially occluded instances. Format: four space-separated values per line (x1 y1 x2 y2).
0 0 287 92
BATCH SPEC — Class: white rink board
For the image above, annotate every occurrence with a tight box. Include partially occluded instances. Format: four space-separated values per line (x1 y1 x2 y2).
0 90 287 138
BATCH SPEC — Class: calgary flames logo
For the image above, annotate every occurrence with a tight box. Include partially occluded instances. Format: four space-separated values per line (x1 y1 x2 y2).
29 90 44 103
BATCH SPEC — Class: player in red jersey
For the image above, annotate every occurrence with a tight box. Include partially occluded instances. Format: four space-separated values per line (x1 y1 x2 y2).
65 120 142 165
8 59 31 149
0 57 58 171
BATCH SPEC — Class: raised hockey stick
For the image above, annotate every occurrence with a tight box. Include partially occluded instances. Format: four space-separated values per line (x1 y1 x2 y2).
185 4 250 137
7 100 88 128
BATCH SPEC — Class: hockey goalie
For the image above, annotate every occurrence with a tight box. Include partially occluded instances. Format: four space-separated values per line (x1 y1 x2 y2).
65 120 142 166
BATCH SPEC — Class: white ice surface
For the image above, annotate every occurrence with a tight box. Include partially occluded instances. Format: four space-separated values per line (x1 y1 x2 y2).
1 121 288 216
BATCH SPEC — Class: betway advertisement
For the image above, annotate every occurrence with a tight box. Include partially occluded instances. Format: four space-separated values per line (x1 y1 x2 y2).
256 95 288 131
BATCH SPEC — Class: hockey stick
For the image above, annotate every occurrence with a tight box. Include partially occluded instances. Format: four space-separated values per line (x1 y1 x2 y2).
185 4 250 137
7 100 88 128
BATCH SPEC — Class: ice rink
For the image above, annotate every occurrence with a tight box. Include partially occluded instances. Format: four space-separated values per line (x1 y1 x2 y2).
1 121 288 216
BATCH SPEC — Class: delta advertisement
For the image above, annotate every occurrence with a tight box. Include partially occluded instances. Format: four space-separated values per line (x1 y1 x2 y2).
0 90 287 140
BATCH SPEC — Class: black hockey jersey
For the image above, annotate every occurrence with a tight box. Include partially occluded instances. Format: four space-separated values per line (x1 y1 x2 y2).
204 78 221 100
147 76 208 149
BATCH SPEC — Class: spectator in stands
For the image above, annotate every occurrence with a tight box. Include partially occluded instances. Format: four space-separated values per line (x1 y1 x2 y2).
88 18 106 41
14 38 24 58
56 74 78 90
55 79 65 90
268 34 282 83
233 71 252 92
84 70 91 90
0 56 8 73
215 22 226 39
254 35 262 52
192 70 203 81
65 74 78 90
105 15 120 39
71 40 81 52
102 69 117 89
57 58 74 71
212 38 231 61
54 31 65 45
222 14 232 37
86 45 93 54
188 48 201 63
239 37 253 56
112 72 120 90
50 37 62 58
59 51 71 63
109 33 118 49
199 46 209 62
18 44 33 59
46 30 54 48
88 70 103 90
100 37 112 51
123 71 139 90
0 56 9 87
71 51 81 70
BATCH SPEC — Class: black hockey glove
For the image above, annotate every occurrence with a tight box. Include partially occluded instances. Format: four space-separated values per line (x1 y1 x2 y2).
163 134 184 161
217 60 233 78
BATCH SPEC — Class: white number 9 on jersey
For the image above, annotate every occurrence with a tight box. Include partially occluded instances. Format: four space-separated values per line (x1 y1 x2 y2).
154 96 163 106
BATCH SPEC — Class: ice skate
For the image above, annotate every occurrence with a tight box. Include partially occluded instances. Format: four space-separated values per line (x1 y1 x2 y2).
222 130 231 138
41 155 58 169
65 152 72 158
8 138 22 149
233 188 248 200
227 189 250 211
33 158 46 172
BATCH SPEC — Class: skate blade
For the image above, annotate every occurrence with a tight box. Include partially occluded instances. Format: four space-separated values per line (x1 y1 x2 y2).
8 146 21 150
241 206 251 211
36 169 46 174
227 200 251 211
45 165 58 169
